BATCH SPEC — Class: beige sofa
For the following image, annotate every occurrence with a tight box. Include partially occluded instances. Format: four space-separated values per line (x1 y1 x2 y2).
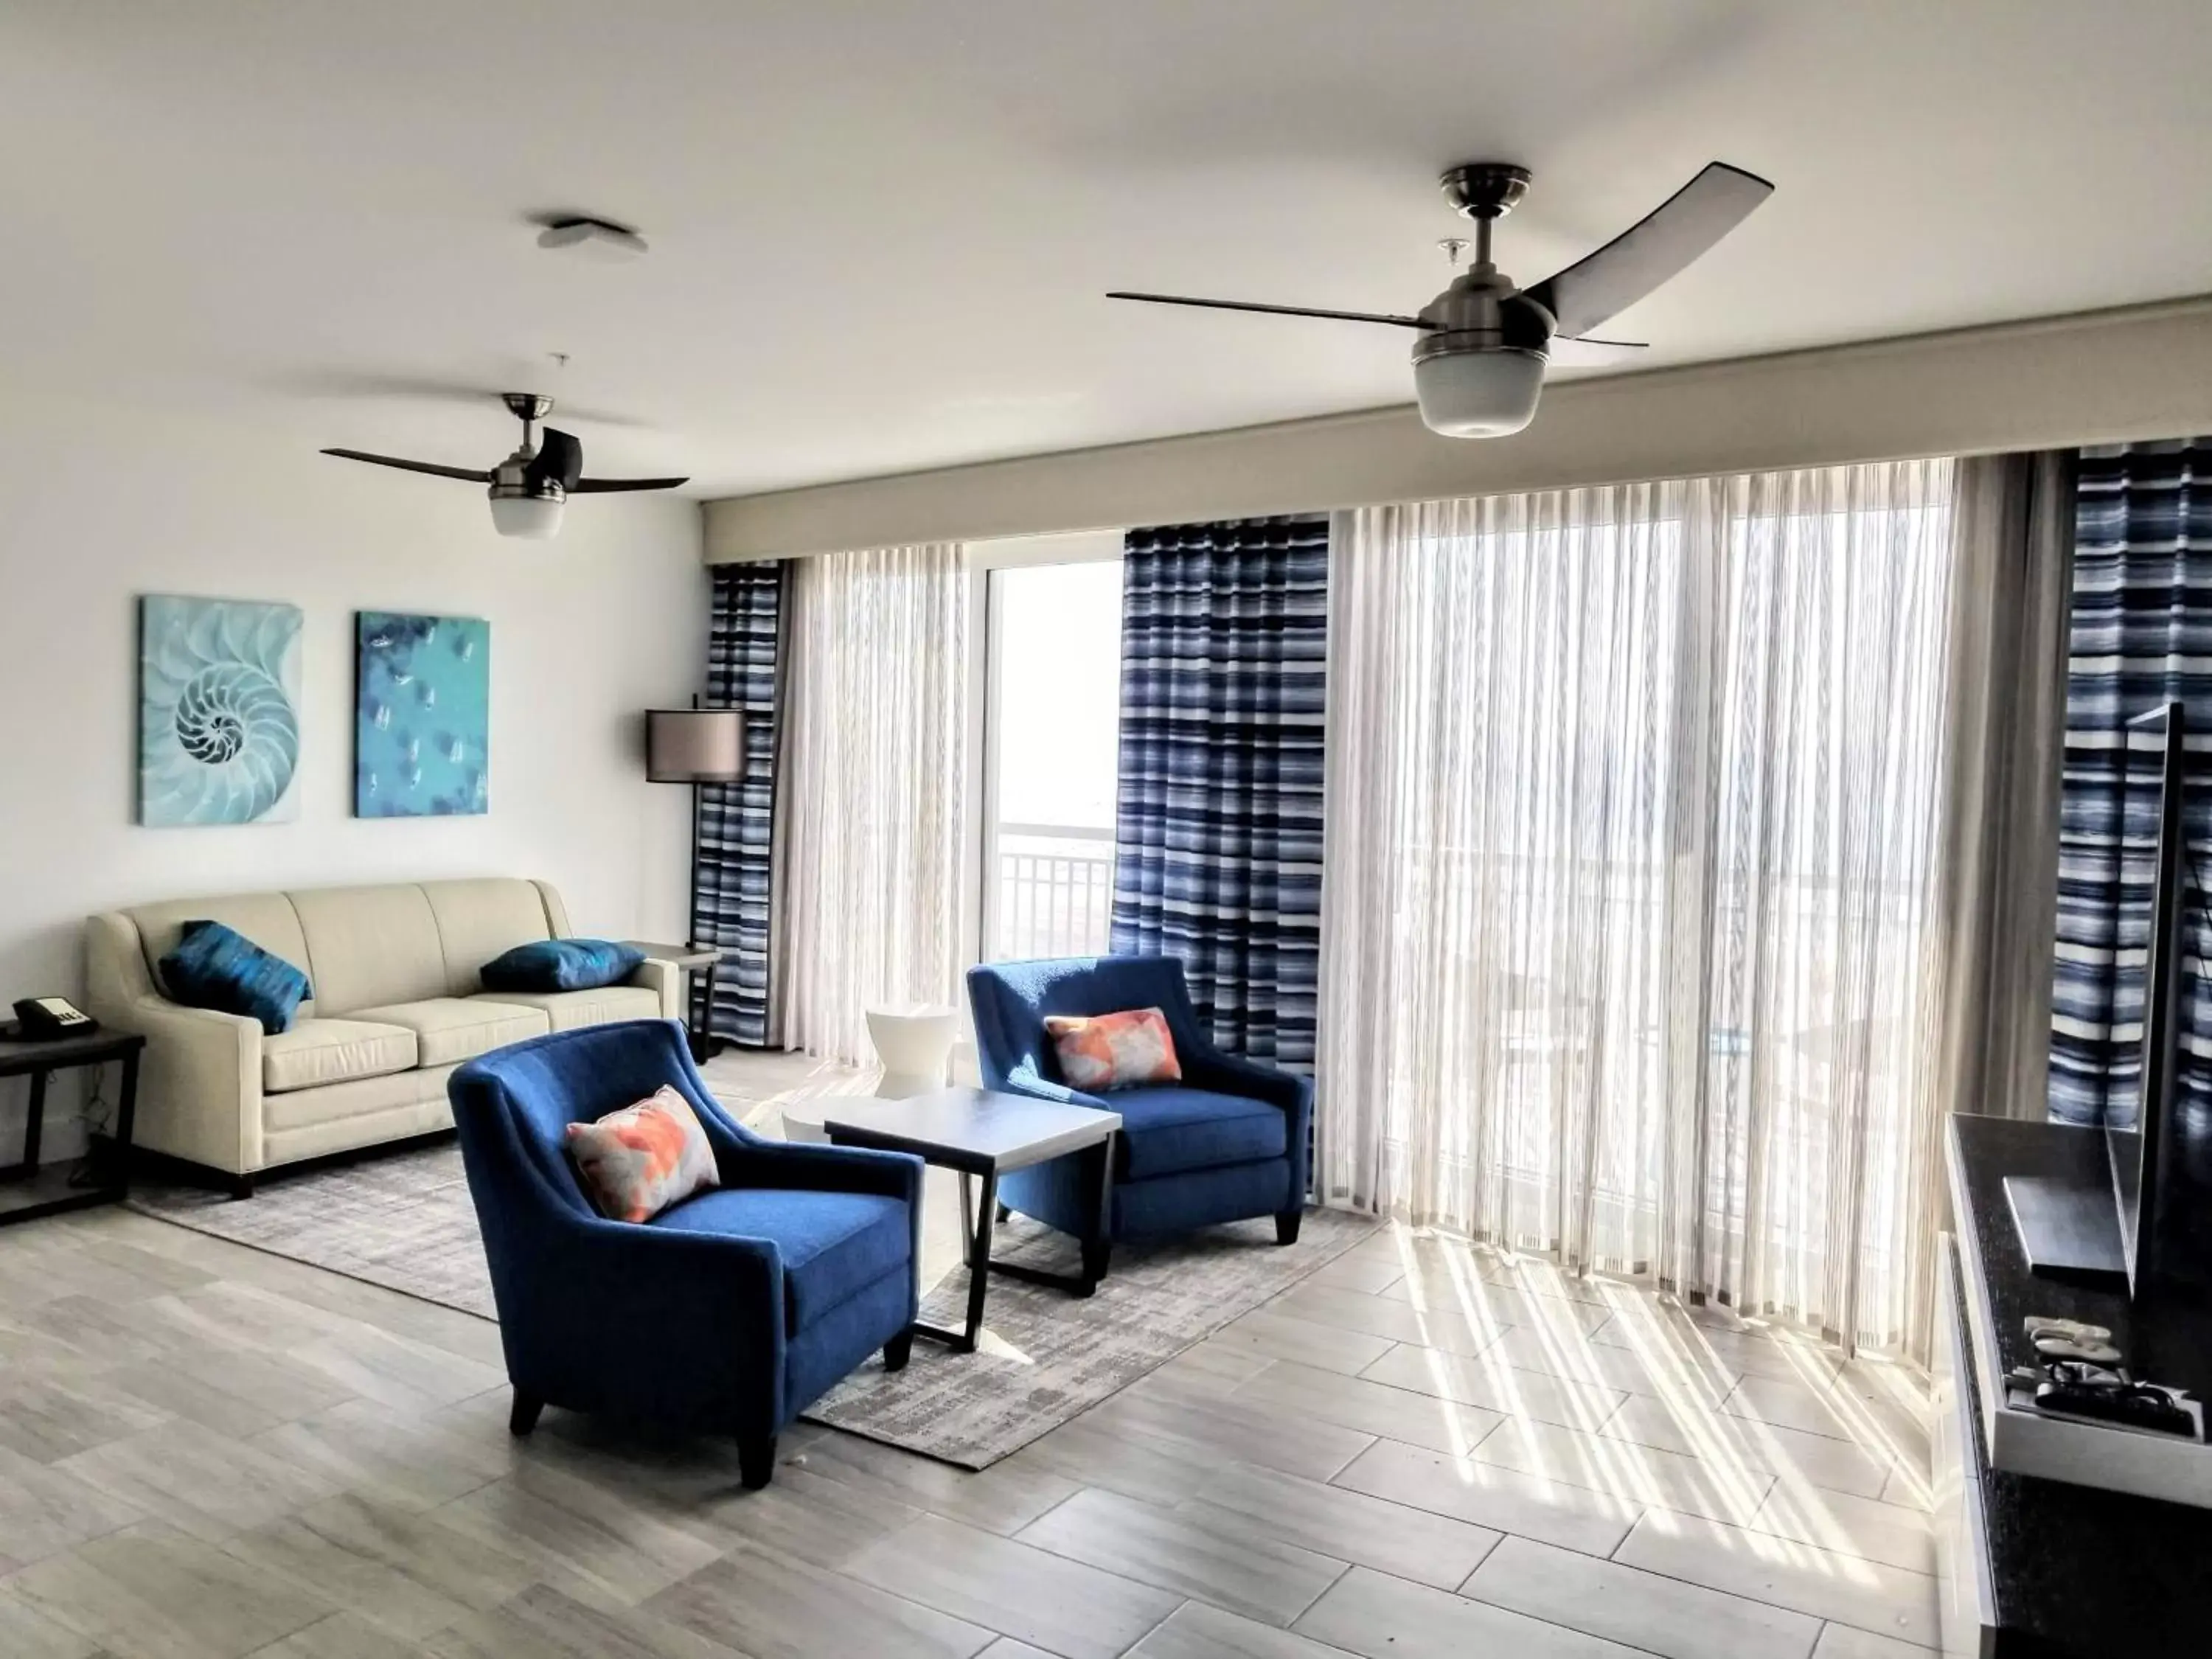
85 877 678 1189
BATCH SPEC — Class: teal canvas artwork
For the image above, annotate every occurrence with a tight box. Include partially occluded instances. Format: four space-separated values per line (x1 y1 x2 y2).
355 611 490 817
137 594 304 827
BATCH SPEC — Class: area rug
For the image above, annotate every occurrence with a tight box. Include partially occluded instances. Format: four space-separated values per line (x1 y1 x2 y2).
133 1143 1374 1468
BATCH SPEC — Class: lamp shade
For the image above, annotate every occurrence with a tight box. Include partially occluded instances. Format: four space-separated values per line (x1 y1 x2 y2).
646 709 745 782
1413 347 1546 438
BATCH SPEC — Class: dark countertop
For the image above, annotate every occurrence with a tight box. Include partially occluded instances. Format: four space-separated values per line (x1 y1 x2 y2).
1951 1113 2212 1657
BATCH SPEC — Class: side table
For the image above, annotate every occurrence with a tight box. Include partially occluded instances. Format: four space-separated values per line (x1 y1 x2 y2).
621 941 727 1063
0 1021 145 1227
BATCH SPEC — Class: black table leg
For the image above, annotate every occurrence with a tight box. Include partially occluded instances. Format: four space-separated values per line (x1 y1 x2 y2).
987 1135 1116 1298
113 1049 140 1196
687 961 717 1064
20 1068 47 1174
961 1167 998 1349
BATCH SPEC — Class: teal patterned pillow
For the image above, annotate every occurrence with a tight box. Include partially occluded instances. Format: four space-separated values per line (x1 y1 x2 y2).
480 938 645 994
159 920 312 1034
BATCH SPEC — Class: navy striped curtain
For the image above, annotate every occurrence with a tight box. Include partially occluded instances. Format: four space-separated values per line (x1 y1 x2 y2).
2050 439 2212 1125
1109 516 1328 1069
695 562 785 1047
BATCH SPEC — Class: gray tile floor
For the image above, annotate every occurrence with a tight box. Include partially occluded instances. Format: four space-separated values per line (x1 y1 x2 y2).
0 1065 1938 1658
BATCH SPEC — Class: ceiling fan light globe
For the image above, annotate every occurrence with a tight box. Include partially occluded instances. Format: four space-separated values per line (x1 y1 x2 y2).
489 493 566 540
1413 347 1545 439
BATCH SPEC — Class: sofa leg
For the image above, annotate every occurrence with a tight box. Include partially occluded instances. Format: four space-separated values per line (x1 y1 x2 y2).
508 1389 543 1436
1079 1239 1110 1293
228 1172 257 1200
738 1433 778 1490
883 1331 914 1373
1276 1209 1303 1246
996 1202 1012 1225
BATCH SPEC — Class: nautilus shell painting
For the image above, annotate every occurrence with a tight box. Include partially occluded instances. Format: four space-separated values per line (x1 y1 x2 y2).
136 595 304 827
355 611 490 817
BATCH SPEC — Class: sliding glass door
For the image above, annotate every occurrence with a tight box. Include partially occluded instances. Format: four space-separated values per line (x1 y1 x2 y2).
981 558 1122 961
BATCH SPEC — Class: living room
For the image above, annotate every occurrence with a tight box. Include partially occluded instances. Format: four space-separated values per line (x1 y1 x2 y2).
1 4 2209 1658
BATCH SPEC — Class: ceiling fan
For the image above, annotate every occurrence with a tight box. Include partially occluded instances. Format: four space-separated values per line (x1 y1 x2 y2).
321 392 689 540
1110 160 1773 439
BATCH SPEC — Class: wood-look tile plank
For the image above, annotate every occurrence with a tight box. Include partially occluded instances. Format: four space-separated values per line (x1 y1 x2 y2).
1357 1341 1628 1432
1467 1414 1774 1527
1229 1359 1505 1457
1461 1534 1820 1659
1477 1319 1737 1406
429 1467 723 1606
1809 1622 1938 1658
245 1610 429 1658
284 1324 507 1416
1368 1276 1617 1337
1084 1388 1377 1483
1591 1304 1843 1388
644 1538 994 1659
56 1419 339 1543
1017 1486 1349 1626
0 1373 172 1465
846 1512 1183 1659
1208 1310 1397 1377
1329 1439 1641 1558
6 1519 336 1659
780 1421 1082 1535
1266 1284 1503 1357
220 1490 539 1641
0 1585 111 1659
1295 1563 1649 1658
1598 1392 1893 1500
105 1348 358 1441
0 1441 147 1569
250 1397 517 1514
431 1581 752 1659
1132 1599 1360 1658
1613 1510 1940 1650
1746 1482 1936 1575
1178 1460 1501 1591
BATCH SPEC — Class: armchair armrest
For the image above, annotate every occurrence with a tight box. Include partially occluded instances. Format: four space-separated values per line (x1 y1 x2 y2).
1182 1044 1309 1114
717 1138 924 1208
1001 1064 1112 1113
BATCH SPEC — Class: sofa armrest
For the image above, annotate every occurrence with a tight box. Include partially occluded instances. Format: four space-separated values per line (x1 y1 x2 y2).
719 1139 924 1207
1003 1064 1112 1113
113 995 262 1174
628 957 683 1020
1182 1044 1308 1114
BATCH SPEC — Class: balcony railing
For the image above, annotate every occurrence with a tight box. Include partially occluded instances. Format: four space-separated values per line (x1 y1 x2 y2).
991 823 1114 961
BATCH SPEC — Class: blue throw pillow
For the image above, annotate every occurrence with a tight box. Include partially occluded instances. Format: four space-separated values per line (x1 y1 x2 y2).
159 920 312 1035
479 937 645 994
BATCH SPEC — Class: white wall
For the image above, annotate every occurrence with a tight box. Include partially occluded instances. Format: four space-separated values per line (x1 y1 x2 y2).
0 394 706 1155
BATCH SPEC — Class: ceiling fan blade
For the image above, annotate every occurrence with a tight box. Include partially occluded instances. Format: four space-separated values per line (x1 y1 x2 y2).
570 476 690 493
320 448 491 484
527 428 585 493
1546 335 1651 367
1521 161 1773 338
1108 291 1432 330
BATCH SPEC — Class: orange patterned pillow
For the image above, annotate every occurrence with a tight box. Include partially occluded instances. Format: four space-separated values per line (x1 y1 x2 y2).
1044 1007 1182 1091
565 1085 720 1222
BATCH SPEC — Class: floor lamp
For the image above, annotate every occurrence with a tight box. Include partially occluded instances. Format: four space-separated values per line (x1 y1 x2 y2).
645 706 748 1039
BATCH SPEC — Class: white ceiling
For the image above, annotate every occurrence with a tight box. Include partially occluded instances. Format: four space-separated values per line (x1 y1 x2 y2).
3 1 2209 498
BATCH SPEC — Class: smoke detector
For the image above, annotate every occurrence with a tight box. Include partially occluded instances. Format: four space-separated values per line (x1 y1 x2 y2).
535 215 649 262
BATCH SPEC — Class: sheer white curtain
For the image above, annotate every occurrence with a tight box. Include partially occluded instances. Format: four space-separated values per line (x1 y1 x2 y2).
1317 462 1957 1352
776 543 968 1065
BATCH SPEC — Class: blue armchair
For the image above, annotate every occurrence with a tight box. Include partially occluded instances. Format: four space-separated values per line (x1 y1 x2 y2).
448 1018 922 1489
967 956 1312 1261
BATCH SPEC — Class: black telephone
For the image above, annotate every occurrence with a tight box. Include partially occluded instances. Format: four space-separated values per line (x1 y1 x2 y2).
10 996 98 1040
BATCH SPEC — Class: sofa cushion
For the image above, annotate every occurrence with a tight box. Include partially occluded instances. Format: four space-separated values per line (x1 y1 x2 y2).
262 1018 418 1094
1110 1086 1287 1180
289 885 448 1015
486 984 663 1032
481 938 646 995
160 919 313 1035
650 1186 911 1335
350 997 549 1066
420 878 561 996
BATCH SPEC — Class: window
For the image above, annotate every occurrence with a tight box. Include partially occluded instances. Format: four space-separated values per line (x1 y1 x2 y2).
981 557 1122 961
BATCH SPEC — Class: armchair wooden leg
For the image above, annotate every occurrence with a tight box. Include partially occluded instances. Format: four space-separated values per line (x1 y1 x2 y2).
1275 1209 1303 1246
738 1433 778 1490
229 1172 257 1200
883 1331 914 1372
508 1389 543 1436
996 1201 1012 1225
1079 1239 1110 1293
